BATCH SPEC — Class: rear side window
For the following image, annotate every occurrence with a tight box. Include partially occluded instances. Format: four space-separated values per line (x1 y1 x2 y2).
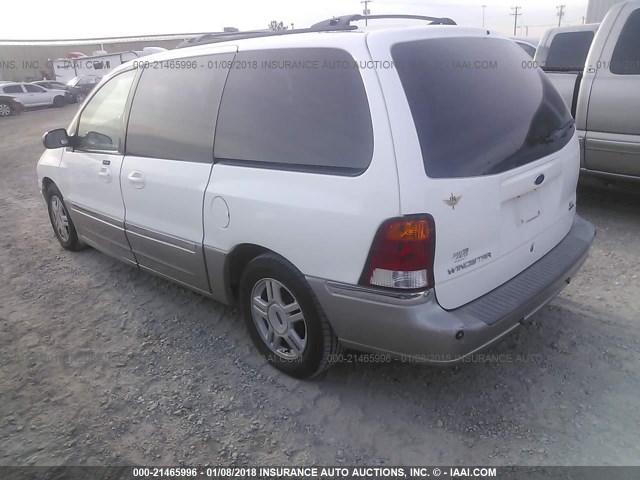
126 54 233 163
3 85 23 94
545 31 594 70
392 37 574 178
611 9 640 75
214 48 373 175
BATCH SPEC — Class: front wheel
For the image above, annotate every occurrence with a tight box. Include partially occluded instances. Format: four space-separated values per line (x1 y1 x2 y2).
239 253 342 379
45 184 85 251
76 92 87 103
0 102 12 117
53 96 65 107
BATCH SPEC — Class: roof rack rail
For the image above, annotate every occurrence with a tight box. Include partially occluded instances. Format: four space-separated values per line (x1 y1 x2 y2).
310 14 457 30
176 13 456 48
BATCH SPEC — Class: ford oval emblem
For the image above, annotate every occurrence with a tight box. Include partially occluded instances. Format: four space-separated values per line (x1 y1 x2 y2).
534 174 545 185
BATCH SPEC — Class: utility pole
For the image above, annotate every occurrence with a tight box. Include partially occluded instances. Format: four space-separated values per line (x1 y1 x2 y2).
361 0 373 26
511 6 521 36
557 5 566 27
482 5 486 28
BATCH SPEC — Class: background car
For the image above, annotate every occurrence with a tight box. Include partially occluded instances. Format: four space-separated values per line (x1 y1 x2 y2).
511 36 539 58
66 75 101 103
0 95 25 116
32 80 78 102
0 82 71 108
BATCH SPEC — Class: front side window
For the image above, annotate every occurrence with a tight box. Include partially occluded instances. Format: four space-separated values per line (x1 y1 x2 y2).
214 48 374 175
545 31 594 70
392 37 574 178
611 9 640 75
3 85 24 94
126 54 233 163
75 70 136 152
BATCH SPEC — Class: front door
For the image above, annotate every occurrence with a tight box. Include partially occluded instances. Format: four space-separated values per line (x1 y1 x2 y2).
60 69 138 263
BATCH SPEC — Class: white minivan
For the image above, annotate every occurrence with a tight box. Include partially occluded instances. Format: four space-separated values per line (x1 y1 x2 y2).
37 15 595 378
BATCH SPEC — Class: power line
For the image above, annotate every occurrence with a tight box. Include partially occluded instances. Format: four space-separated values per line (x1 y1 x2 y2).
361 0 373 26
510 6 522 35
557 5 566 27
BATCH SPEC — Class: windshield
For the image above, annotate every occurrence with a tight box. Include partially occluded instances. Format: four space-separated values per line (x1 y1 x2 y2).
392 36 574 178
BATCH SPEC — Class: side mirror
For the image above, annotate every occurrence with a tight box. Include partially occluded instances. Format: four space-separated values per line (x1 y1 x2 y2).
42 128 70 149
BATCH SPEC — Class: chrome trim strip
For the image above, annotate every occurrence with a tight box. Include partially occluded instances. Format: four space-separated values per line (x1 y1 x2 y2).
317 279 432 306
126 223 196 253
67 201 124 228
128 237 195 276
70 206 125 231
125 224 211 293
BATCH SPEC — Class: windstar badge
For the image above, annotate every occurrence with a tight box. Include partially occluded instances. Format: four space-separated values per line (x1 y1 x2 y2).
444 193 462 210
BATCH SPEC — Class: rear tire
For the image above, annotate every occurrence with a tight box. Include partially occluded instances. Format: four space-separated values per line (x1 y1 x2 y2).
53 96 65 107
239 253 342 379
45 183 85 251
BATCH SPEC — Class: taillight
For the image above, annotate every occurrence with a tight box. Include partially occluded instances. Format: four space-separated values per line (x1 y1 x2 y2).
359 215 436 290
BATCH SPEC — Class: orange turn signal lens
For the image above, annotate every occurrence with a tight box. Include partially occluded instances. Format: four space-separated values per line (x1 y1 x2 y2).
384 219 430 242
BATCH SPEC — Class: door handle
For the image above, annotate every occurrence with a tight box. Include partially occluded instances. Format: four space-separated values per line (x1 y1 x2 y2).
127 171 145 189
97 166 112 182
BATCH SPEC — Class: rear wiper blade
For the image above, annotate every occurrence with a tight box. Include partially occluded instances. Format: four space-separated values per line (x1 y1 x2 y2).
543 120 575 144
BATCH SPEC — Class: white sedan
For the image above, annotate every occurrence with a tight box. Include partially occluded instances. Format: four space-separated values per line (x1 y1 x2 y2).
0 82 72 108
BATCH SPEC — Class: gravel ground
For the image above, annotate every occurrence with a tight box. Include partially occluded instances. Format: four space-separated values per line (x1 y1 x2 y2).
1 106 639 467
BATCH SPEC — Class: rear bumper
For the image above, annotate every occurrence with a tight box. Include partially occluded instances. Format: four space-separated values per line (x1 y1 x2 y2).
307 215 596 364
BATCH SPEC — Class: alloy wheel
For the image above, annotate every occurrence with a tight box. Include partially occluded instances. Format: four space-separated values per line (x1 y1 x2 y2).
50 195 70 242
250 278 308 360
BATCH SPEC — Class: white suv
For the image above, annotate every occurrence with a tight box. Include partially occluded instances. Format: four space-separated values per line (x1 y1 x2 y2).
37 15 595 378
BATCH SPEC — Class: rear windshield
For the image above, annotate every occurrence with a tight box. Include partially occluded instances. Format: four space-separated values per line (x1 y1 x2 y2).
392 37 574 178
545 31 594 70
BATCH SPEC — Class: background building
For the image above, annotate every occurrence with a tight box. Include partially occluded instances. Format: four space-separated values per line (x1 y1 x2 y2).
0 33 208 82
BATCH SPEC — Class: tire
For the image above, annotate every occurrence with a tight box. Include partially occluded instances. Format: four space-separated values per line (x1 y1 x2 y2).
45 183 85 251
0 102 11 117
239 253 342 379
53 96 65 107
76 92 87 103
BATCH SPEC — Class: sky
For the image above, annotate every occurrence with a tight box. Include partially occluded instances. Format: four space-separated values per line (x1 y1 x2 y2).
2 0 590 41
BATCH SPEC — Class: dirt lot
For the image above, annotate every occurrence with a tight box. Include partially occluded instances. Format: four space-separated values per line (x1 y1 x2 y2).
1 106 639 467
